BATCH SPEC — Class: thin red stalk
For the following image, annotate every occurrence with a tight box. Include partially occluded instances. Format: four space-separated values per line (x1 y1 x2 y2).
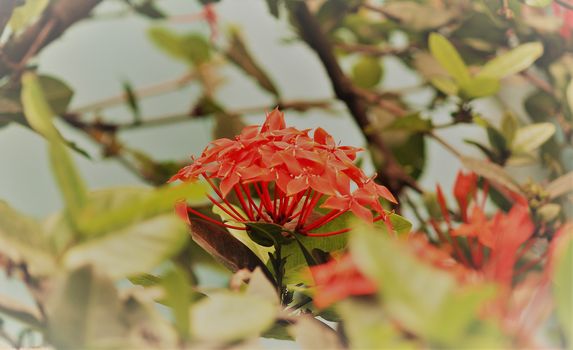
260 182 275 217
233 185 255 220
298 191 321 229
303 209 342 232
288 190 311 220
286 190 305 218
207 195 247 221
207 194 246 222
241 183 264 219
301 227 351 237
186 206 246 230
202 174 246 220
430 219 471 266
254 182 273 215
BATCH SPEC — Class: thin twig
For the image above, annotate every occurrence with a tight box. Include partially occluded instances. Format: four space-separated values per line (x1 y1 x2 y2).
72 72 197 113
428 131 463 158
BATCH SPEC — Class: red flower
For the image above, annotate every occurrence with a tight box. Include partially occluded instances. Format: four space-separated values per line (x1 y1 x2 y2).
309 254 377 308
171 109 397 237
553 2 573 40
453 171 478 221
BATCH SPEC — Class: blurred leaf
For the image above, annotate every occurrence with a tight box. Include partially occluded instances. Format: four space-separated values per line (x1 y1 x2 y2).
383 2 454 31
8 0 48 32
461 156 522 194
501 112 518 145
0 200 55 275
511 122 556 154
387 113 433 132
226 28 280 97
520 0 552 7
76 182 210 237
546 171 573 199
350 222 499 345
38 75 74 115
351 56 383 89
122 80 141 124
148 27 211 65
486 126 507 154
524 90 559 123
477 42 543 79
567 80 573 113
162 265 191 340
551 229 573 343
22 72 87 222
429 33 471 85
288 316 343 350
430 77 458 96
337 299 415 349
459 76 500 99
390 213 412 236
246 267 280 305
191 292 277 343
64 214 188 279
391 132 426 179
47 265 129 349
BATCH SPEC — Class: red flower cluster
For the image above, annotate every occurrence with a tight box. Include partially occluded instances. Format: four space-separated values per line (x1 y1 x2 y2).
170 109 397 237
434 171 536 286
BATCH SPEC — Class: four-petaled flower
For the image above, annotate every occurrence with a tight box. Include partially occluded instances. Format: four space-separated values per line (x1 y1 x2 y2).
171 109 397 237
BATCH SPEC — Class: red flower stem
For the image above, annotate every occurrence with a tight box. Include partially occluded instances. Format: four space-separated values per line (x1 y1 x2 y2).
186 206 246 230
207 194 246 222
243 183 265 219
201 174 247 220
303 209 342 232
480 181 490 210
233 185 255 220
287 190 308 219
254 182 273 215
430 219 471 266
291 189 313 221
298 190 320 229
301 227 351 237
261 182 276 218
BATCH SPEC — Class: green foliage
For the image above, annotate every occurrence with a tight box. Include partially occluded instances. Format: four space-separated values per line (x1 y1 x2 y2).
351 56 383 89
148 27 211 65
552 231 573 344
162 265 192 340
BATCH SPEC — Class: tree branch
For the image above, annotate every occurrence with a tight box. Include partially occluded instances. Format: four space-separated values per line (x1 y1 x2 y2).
287 2 422 195
0 0 103 79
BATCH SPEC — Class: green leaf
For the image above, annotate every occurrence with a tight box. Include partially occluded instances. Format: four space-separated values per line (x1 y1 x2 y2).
461 156 522 194
382 1 454 31
337 300 415 349
265 0 281 17
430 76 459 96
148 27 211 65
429 33 471 85
387 113 433 132
76 182 209 237
190 292 277 343
162 265 192 340
501 112 518 145
546 171 573 199
22 72 88 221
46 265 129 349
38 75 74 115
459 76 500 99
125 0 165 18
511 122 556 154
8 0 48 32
486 126 507 154
21 72 61 141
226 28 280 97
551 229 573 343
351 56 383 89
478 42 543 79
64 214 188 279
122 80 141 124
390 213 412 236
0 200 55 275
245 222 292 247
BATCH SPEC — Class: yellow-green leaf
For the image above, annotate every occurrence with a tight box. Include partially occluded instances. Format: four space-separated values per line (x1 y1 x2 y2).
460 76 500 99
351 56 383 89
478 42 543 79
430 76 459 96
429 33 471 85
511 122 555 154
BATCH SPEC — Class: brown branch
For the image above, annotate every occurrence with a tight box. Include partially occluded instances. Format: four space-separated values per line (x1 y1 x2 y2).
287 2 422 195
0 0 103 79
